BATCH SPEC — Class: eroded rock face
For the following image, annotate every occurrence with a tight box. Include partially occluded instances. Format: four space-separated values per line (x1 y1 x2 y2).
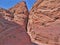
9 1 29 29
27 0 60 45
0 8 14 21
0 1 33 45
0 10 32 45
0 0 60 45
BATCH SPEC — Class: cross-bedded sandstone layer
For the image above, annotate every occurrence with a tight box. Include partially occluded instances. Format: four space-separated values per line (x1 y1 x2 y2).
0 0 60 45
27 0 60 45
0 1 33 45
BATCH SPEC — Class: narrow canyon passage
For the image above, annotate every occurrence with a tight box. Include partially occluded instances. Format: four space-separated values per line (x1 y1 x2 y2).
0 0 60 45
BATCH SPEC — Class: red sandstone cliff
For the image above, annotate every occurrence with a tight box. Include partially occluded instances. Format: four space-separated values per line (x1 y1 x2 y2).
27 0 60 45
0 1 32 45
9 1 29 29
0 8 14 21
0 0 60 45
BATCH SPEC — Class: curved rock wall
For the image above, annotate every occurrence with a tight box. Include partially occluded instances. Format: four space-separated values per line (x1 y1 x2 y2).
27 0 60 45
0 0 60 45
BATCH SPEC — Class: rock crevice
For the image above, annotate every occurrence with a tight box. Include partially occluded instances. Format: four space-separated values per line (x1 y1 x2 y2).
0 0 60 45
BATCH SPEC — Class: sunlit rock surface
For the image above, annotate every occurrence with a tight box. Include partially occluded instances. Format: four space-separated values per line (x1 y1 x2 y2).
27 0 60 45
0 0 60 45
9 1 29 29
0 1 32 45
0 8 14 21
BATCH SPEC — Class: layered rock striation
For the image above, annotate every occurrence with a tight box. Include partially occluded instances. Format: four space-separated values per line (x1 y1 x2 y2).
27 0 60 45
0 0 60 45
9 1 29 29
0 1 32 45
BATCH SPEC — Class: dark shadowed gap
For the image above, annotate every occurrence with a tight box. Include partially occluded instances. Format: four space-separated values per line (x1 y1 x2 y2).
32 42 38 45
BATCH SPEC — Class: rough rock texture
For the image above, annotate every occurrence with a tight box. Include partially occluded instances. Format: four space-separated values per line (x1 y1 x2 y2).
0 0 60 45
0 15 32 45
9 1 29 30
0 8 14 21
0 1 33 45
27 0 60 45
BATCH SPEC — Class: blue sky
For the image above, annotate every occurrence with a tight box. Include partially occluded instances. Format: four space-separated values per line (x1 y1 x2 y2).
0 0 36 10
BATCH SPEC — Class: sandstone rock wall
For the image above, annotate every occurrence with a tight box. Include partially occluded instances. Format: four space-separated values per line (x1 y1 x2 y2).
0 0 60 45
27 0 60 45
0 1 32 45
9 1 29 29
0 8 14 21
